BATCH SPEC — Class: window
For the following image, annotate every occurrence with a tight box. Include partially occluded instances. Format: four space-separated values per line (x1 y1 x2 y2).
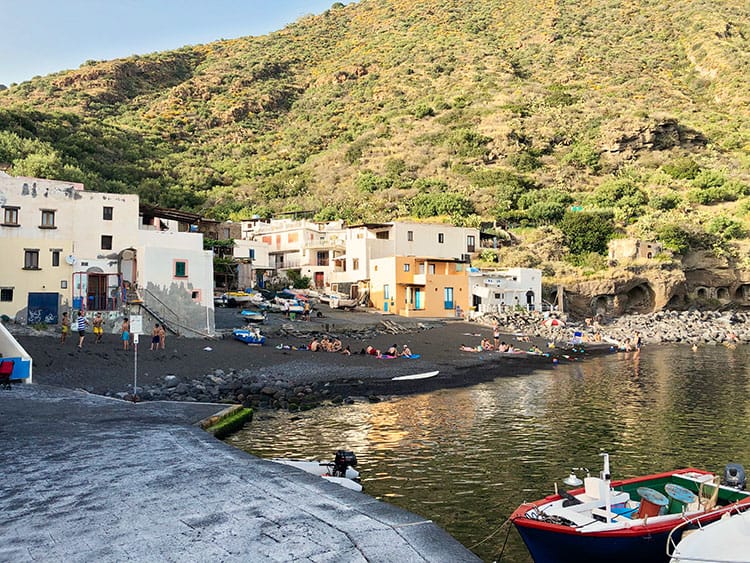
174 260 188 278
407 230 414 241
352 258 359 270
0 288 13 302
249 248 255 260
438 233 444 243
403 263 410 272
467 235 475 252
24 249 40 269
40 210 56 228
444 287 454 310
376 231 389 240
51 250 60 267
222 228 230 239
316 251 329 267
384 284 390 300
428 264 436 275
191 290 201 301
3 207 19 226
103 206 113 220
101 235 113 250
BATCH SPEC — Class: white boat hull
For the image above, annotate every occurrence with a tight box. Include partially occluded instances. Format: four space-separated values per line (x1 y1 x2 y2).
670 509 750 563
270 459 362 492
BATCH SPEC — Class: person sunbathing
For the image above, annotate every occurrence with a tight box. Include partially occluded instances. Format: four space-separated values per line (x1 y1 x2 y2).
310 338 321 352
400 344 413 357
386 344 398 357
481 338 494 351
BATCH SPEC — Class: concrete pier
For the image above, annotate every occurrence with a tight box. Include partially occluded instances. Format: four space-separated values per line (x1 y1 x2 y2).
0 385 480 562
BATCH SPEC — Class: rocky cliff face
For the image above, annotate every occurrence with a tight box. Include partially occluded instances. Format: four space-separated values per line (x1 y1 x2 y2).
556 254 750 318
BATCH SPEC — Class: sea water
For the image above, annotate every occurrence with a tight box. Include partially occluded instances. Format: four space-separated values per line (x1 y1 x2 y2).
226 343 750 562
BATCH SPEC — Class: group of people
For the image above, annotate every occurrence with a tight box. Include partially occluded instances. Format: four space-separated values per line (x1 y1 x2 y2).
60 310 105 349
309 336 343 352
60 312 166 352
364 343 413 358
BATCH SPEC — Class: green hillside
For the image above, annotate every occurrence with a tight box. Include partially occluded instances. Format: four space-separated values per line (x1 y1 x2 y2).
1 0 749 270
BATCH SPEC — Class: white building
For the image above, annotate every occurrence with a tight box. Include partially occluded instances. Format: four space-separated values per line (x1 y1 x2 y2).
0 173 214 335
241 217 347 288
468 267 543 314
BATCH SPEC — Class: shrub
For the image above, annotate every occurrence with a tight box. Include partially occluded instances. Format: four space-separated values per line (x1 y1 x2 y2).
414 103 435 119
479 248 498 262
662 157 700 180
508 150 542 172
558 212 614 255
707 216 746 240
445 128 492 158
566 252 608 271
686 186 737 205
408 192 475 218
355 171 392 193
589 177 648 220
286 269 311 289
562 142 601 172
656 224 691 254
691 169 726 189
649 193 682 210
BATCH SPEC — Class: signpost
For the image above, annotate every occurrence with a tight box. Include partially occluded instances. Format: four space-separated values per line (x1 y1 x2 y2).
130 315 143 402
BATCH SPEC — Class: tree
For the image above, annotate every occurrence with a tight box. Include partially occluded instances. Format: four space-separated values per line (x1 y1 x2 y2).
285 269 311 289
559 212 614 255
656 224 691 254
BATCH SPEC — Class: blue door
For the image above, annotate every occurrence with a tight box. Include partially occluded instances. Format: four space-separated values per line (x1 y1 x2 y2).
28 292 59 325
415 289 423 310
444 287 454 310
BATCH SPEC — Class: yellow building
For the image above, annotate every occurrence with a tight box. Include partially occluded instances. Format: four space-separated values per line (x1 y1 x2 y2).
370 256 470 318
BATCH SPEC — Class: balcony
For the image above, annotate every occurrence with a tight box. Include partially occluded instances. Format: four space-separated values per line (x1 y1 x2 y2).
304 239 346 251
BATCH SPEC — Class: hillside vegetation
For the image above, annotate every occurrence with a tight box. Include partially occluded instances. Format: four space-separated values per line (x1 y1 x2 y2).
1 0 749 273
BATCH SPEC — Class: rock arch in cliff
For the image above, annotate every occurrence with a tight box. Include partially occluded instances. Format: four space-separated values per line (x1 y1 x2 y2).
734 284 750 303
717 287 730 301
623 283 655 313
666 294 686 309
696 287 708 299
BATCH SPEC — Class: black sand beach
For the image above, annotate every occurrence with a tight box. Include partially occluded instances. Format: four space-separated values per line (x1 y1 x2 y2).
16 312 595 402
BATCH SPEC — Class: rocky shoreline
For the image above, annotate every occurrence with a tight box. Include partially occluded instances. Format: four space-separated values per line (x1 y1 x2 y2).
489 309 750 346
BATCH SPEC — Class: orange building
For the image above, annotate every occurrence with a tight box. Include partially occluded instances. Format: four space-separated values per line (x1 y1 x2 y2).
370 256 469 318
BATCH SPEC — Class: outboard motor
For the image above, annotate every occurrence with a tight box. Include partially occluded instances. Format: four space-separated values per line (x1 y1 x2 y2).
333 450 357 478
722 463 746 490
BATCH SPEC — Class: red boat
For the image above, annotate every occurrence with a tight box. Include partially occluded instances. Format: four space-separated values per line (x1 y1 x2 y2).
510 454 750 563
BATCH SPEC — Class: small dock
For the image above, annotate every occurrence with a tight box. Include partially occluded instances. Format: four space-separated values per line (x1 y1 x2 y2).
1 385 480 562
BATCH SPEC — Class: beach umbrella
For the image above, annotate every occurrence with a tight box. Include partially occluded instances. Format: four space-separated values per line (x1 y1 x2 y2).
542 318 565 327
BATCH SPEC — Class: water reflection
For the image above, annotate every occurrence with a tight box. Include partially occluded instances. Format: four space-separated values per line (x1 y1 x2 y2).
226 344 750 562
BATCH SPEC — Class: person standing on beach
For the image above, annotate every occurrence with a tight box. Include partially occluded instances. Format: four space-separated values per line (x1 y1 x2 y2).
76 310 89 349
634 331 643 354
60 312 70 344
158 323 166 350
121 318 130 351
150 323 161 351
92 312 104 343
493 321 501 350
